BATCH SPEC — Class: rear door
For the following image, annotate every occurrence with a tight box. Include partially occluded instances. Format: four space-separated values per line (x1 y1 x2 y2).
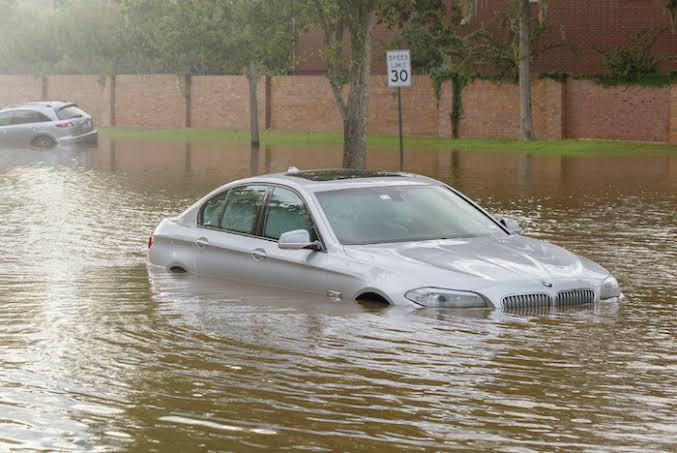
195 185 271 283
0 111 12 145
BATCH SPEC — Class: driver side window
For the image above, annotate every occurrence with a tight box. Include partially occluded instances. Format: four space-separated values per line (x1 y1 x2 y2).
264 187 317 241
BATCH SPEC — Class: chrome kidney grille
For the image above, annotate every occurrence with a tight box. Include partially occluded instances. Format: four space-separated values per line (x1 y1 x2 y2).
556 289 595 305
502 293 552 309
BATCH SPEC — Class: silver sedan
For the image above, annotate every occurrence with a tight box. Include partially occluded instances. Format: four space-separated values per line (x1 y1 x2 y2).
148 169 623 309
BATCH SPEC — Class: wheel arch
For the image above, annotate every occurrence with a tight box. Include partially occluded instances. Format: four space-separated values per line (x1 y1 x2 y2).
355 288 393 305
31 133 58 148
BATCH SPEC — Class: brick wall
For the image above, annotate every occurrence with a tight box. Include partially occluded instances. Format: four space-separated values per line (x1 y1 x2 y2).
270 76 439 136
115 74 188 128
2 73 675 144
270 76 343 132
565 79 670 142
450 78 564 140
368 76 439 137
191 75 265 130
47 75 112 127
671 85 677 145
0 75 42 107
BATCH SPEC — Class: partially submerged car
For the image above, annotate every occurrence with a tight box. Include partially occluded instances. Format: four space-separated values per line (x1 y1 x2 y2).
148 169 623 309
0 101 98 148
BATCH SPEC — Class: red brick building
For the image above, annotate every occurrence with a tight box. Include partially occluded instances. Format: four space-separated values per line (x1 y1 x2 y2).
294 0 677 75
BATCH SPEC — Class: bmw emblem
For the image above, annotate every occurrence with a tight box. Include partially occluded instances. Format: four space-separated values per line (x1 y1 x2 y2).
542 280 553 288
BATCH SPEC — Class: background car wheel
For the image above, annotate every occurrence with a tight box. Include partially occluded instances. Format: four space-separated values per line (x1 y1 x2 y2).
31 135 56 149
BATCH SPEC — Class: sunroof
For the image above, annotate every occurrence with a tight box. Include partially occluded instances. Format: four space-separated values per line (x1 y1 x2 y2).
286 169 408 182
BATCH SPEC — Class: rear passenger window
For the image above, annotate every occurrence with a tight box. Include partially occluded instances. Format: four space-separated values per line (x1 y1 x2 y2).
221 185 268 235
199 191 229 228
57 106 86 120
0 112 11 126
10 110 50 125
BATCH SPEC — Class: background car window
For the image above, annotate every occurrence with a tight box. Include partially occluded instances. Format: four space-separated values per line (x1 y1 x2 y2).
0 112 11 126
57 106 87 120
264 187 317 241
200 191 229 228
10 110 50 125
221 185 267 235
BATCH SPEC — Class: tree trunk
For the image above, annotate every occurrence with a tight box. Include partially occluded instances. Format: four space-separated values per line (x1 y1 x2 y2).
342 6 375 169
518 0 535 141
246 60 260 147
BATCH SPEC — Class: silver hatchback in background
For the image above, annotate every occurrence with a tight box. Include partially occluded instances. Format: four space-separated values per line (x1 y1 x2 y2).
0 101 98 148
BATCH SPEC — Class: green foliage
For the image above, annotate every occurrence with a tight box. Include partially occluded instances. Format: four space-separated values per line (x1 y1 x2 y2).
472 7 568 80
597 30 665 83
0 0 143 75
121 0 299 76
0 0 300 76
537 72 569 82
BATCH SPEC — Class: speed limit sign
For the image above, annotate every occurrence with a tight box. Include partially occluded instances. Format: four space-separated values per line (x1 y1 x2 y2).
387 50 411 87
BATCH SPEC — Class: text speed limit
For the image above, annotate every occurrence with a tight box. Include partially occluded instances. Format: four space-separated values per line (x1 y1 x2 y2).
386 50 411 88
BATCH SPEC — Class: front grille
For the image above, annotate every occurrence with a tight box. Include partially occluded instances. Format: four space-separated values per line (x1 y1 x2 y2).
502 293 552 309
556 289 595 305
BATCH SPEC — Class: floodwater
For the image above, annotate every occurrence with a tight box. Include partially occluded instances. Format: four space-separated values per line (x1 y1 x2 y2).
0 140 675 452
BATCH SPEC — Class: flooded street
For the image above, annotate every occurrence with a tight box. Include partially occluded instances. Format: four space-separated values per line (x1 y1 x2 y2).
0 141 675 451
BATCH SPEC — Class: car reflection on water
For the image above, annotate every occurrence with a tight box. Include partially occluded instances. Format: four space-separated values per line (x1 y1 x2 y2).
148 169 623 310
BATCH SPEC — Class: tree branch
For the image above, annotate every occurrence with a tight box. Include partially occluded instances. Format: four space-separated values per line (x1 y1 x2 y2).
313 0 347 120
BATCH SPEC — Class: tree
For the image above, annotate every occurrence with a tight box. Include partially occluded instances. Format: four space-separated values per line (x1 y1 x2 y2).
311 0 378 169
226 0 299 147
460 0 549 141
122 0 299 147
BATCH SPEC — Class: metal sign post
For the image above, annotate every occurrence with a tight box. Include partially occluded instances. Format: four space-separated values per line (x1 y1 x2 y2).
387 50 411 171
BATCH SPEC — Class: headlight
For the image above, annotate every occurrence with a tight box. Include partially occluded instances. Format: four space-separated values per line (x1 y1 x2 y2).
600 276 621 299
405 287 489 308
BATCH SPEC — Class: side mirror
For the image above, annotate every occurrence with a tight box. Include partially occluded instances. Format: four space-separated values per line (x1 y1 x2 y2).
278 229 322 251
500 217 521 234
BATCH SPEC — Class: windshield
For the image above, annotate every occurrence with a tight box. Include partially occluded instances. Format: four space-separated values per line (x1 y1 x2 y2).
315 185 507 245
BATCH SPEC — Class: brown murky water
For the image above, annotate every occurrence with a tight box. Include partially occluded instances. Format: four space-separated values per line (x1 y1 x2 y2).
0 141 675 452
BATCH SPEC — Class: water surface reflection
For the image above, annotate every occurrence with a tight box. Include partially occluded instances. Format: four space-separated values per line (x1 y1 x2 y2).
0 142 675 451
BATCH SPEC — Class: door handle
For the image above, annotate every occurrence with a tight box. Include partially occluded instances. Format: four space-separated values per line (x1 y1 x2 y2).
195 237 209 249
251 248 267 262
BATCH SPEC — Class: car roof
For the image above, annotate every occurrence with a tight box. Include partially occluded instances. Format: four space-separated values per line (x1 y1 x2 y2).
2 100 73 111
236 169 440 192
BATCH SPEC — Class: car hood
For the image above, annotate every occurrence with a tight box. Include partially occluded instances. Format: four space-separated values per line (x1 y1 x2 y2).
343 235 609 286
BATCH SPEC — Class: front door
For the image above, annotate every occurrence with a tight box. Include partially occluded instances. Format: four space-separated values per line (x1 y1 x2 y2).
255 186 356 296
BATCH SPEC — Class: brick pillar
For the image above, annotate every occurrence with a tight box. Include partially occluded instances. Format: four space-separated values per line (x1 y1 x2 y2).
109 75 116 127
671 83 676 145
184 74 192 128
265 75 272 130
41 75 48 100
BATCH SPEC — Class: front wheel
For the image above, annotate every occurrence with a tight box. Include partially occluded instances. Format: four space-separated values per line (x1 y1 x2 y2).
31 135 57 149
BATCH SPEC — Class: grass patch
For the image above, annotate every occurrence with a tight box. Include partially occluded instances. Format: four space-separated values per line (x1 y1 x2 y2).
100 127 677 156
